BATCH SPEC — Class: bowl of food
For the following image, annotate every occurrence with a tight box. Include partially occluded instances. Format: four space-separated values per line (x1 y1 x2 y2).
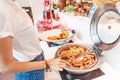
38 29 74 44
55 43 101 74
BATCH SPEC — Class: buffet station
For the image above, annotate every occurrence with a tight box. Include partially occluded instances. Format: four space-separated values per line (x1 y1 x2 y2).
30 0 120 80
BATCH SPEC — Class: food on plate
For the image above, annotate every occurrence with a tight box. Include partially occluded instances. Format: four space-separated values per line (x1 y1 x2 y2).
47 36 58 40
57 45 96 69
47 29 69 40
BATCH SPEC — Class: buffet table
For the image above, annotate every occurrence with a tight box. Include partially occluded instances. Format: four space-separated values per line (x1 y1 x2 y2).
39 36 120 80
37 12 120 79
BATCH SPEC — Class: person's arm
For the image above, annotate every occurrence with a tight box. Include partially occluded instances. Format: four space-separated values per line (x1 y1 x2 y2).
0 36 66 73
0 36 47 73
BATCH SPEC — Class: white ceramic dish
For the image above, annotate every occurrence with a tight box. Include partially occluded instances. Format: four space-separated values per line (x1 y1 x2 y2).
38 29 74 44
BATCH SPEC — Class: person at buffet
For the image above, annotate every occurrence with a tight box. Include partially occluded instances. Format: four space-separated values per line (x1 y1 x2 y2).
0 0 66 80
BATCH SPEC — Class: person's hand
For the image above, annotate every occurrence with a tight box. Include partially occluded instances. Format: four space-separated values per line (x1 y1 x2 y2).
46 58 67 71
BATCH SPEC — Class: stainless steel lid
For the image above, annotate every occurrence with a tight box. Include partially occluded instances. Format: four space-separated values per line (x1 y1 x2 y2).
90 3 120 51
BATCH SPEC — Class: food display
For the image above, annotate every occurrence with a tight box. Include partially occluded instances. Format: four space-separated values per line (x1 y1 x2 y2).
56 44 97 70
51 0 92 17
62 2 92 17
73 2 92 16
92 0 110 7
47 29 69 40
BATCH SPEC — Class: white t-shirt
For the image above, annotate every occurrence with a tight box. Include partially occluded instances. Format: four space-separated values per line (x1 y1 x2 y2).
0 0 42 61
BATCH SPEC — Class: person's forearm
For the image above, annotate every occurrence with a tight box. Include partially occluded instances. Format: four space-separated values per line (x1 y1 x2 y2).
2 61 46 73
0 36 47 73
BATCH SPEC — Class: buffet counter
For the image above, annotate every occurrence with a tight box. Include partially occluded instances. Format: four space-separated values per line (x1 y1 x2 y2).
38 11 120 79
39 36 120 80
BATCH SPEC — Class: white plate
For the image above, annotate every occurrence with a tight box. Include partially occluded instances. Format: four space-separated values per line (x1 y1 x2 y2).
38 29 73 44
